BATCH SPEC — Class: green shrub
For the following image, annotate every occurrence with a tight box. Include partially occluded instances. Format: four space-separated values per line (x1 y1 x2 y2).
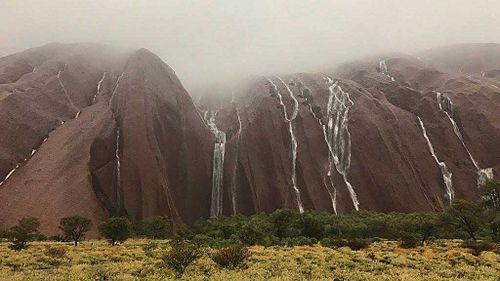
321 238 347 248
98 217 131 246
239 221 267 245
346 239 371 250
59 215 92 246
208 244 250 269
192 234 216 247
43 247 67 266
282 236 317 246
8 217 40 251
142 241 159 257
162 241 202 277
141 216 171 239
461 240 496 256
400 233 421 248
44 247 67 259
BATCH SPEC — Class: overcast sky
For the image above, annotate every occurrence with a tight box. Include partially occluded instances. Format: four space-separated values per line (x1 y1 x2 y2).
1 0 499 91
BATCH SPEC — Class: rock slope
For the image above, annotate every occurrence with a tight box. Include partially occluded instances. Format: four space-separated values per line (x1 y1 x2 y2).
0 43 498 234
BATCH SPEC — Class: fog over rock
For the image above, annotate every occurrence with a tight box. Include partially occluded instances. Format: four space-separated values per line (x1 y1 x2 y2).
1 0 499 93
0 2 499 234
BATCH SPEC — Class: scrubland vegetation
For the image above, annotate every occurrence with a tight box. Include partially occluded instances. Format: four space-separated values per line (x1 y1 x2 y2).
0 180 498 280
0 239 498 280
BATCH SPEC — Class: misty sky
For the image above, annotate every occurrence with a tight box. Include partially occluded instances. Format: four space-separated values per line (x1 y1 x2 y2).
1 0 499 92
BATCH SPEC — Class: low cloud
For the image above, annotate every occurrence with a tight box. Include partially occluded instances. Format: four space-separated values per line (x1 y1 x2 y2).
1 0 499 93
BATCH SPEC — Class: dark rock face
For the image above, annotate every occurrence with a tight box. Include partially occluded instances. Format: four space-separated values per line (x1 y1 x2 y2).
0 44 213 234
0 43 499 234
208 44 500 216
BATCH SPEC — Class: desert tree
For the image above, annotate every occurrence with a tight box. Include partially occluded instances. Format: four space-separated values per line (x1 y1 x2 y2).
141 216 171 239
8 217 40 251
440 200 485 241
59 215 92 246
98 217 131 246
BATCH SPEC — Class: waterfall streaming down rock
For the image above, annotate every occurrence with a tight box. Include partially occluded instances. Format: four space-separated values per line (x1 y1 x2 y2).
109 72 125 105
378 60 395 81
297 79 337 213
0 130 51 186
321 122 339 214
417 116 454 203
435 92 494 186
379 60 388 73
478 168 494 186
231 99 242 215
267 77 304 213
115 126 122 204
92 72 107 104
204 111 226 217
57 69 80 116
324 76 360 211
0 163 20 186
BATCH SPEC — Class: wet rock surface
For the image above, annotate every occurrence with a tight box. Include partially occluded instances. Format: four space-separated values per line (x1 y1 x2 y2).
0 43 499 234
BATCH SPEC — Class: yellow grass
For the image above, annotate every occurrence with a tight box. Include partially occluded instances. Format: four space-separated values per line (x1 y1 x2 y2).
0 239 498 280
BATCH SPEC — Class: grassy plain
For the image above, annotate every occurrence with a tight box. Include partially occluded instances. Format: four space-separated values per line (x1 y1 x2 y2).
0 239 498 281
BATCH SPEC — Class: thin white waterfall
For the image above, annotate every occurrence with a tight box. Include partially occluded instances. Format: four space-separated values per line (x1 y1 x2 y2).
109 72 125 105
417 116 454 203
57 70 80 116
115 126 122 203
231 101 243 215
324 76 360 211
435 92 494 186
297 79 338 214
92 72 107 104
0 106 75 186
378 60 395 81
204 111 226 217
478 168 494 186
379 60 388 73
0 163 21 186
321 123 339 214
267 77 304 213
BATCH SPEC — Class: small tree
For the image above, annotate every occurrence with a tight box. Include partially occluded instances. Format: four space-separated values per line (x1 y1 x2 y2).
162 241 201 277
8 217 40 251
268 209 302 240
44 247 67 266
400 213 439 245
239 220 268 245
440 200 485 241
302 213 325 239
488 214 500 242
480 180 500 210
98 217 131 246
59 216 92 246
142 216 171 239
209 244 250 269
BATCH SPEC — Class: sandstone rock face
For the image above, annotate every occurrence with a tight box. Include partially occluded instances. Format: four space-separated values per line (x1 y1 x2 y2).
0 44 213 234
206 44 500 216
0 43 499 234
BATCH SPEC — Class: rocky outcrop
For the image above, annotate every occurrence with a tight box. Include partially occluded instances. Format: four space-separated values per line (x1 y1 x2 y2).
0 44 213 234
0 43 499 234
204 44 500 216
